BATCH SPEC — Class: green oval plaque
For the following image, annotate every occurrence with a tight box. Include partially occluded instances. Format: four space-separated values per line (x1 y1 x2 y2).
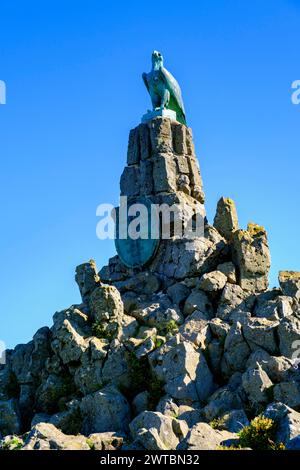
115 196 160 269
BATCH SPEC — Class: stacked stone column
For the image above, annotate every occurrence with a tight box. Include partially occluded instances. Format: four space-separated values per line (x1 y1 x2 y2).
120 117 205 206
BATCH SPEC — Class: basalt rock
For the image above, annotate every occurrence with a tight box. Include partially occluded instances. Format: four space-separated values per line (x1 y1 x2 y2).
213 197 239 241
232 223 271 292
177 422 237 450
2 115 300 451
279 271 300 300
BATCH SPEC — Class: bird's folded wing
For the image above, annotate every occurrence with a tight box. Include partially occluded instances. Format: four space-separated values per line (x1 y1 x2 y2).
160 67 186 116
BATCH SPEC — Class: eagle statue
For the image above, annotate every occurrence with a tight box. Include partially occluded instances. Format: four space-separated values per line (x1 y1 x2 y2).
142 51 186 125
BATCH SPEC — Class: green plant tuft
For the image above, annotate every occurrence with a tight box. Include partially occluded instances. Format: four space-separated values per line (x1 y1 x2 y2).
210 417 225 430
124 350 164 407
92 321 117 342
217 444 241 450
1 437 23 451
153 336 163 349
158 320 179 336
238 416 285 451
86 438 95 450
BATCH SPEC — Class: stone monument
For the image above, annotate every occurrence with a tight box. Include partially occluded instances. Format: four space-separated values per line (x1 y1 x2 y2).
3 52 300 452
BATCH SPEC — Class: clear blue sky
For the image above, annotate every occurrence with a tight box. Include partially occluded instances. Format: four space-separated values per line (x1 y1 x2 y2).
1 0 299 348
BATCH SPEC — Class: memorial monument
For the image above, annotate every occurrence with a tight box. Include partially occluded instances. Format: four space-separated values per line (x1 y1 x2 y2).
1 52 300 451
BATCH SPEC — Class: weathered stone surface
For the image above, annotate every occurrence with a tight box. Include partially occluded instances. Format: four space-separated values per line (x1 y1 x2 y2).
198 270 227 292
74 362 103 395
177 174 191 195
278 314 300 358
75 260 100 303
130 411 179 450
35 374 73 414
246 350 299 383
217 262 237 284
52 306 90 335
218 409 249 433
151 225 227 281
89 337 108 361
4 329 50 425
120 314 139 341
0 399 21 436
87 432 124 450
123 120 202 203
273 381 300 409
30 327 52 378
179 312 211 348
172 122 187 155
51 317 88 365
140 160 154 194
80 385 130 435
213 197 238 240
0 366 16 401
89 284 123 323
10 342 34 385
203 388 243 421
177 405 202 428
135 337 156 359
279 271 300 300
130 294 183 329
132 391 150 416
264 402 300 445
101 343 133 391
31 399 81 435
254 295 293 321
22 423 90 450
139 123 151 160
242 318 279 355
100 255 129 283
221 322 251 378
177 422 236 450
149 339 213 404
254 288 281 307
153 154 177 193
156 396 179 418
207 339 223 377
127 127 140 165
183 290 213 318
175 155 190 174
45 354 64 376
185 127 195 155
232 223 271 292
120 166 140 197
150 117 172 154
217 283 253 320
286 436 300 450
89 284 124 339
167 282 191 306
209 318 230 340
116 272 161 296
242 366 273 410
188 157 205 203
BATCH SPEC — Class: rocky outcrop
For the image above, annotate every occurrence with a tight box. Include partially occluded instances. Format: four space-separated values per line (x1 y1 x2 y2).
177 423 237 450
213 197 238 241
80 385 130 435
279 271 300 300
232 223 271 292
22 423 91 450
1 239 299 451
1 116 299 451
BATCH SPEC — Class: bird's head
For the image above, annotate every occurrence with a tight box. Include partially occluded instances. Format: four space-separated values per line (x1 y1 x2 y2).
152 50 164 69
